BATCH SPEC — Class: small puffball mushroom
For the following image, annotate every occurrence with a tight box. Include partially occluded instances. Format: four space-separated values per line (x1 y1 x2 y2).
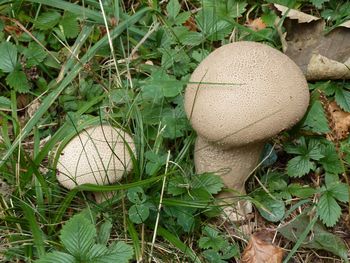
56 125 135 191
184 41 310 219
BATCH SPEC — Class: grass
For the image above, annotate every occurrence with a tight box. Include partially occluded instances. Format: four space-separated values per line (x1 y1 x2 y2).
0 0 350 262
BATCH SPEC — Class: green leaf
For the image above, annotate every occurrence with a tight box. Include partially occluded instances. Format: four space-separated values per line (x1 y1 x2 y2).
167 0 181 20
307 138 324 160
24 42 47 67
60 12 79 39
191 173 224 194
6 70 30 93
0 96 11 109
328 182 349 203
97 220 112 245
279 214 349 262
199 226 226 251
35 11 61 30
108 241 134 262
128 204 150 224
317 192 341 227
202 250 226 263
287 156 315 178
127 187 147 204
310 0 329 9
287 184 316 198
35 251 76 263
302 100 330 133
335 88 350 112
0 42 17 73
167 175 188 196
60 214 96 259
319 143 344 174
253 192 285 222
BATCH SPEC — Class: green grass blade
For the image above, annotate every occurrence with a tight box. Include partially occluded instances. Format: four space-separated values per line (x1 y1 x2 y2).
26 0 103 23
0 7 150 169
127 219 142 261
157 227 201 263
21 202 46 257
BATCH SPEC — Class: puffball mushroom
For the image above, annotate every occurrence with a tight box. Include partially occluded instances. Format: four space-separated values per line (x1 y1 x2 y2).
184 41 310 219
56 125 135 190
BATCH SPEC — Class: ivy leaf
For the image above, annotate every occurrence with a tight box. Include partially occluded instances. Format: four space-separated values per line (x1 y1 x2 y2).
60 12 79 39
302 100 330 133
60 214 96 259
23 42 47 67
335 88 350 112
287 156 315 178
6 70 30 93
317 192 341 227
35 251 76 263
35 11 61 30
0 42 17 73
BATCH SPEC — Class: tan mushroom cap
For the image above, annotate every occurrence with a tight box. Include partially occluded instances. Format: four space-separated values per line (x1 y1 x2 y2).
56 125 135 189
184 41 310 147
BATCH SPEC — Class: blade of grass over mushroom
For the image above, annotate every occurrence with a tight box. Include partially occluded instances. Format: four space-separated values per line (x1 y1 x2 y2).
157 227 201 263
0 7 150 168
27 0 104 23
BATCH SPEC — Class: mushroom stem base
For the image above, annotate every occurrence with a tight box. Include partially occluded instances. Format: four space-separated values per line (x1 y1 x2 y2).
194 137 264 220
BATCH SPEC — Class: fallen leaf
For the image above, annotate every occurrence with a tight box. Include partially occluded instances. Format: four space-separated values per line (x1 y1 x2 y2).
274 4 320 23
245 18 267 31
339 20 350 29
320 93 350 141
241 231 284 263
280 17 350 80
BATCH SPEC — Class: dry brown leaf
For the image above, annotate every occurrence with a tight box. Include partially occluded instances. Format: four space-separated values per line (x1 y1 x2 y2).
241 231 284 263
339 20 350 28
245 18 267 31
323 100 350 141
274 4 320 23
281 19 350 80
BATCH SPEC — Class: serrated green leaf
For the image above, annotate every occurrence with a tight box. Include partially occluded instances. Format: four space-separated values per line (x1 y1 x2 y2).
0 42 17 73
328 182 349 203
317 192 341 227
60 214 96 259
24 42 47 67
35 251 76 263
6 70 30 93
167 175 188 196
167 0 181 20
97 220 112 245
302 100 330 133
60 12 79 39
199 226 226 251
191 173 224 194
335 88 350 112
128 204 149 224
35 11 61 30
85 242 133 263
307 138 324 160
287 156 315 178
319 143 344 174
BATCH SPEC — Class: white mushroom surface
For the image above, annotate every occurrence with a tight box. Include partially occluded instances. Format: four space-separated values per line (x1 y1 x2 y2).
56 125 135 189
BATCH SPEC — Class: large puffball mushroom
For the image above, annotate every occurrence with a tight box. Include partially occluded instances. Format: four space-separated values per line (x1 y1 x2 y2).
56 125 135 190
184 41 310 219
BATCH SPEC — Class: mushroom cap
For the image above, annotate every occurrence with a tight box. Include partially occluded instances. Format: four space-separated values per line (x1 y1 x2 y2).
184 41 310 147
56 125 135 189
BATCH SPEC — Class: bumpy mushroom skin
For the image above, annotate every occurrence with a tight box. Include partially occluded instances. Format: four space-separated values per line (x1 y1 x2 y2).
184 41 310 218
56 125 135 190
